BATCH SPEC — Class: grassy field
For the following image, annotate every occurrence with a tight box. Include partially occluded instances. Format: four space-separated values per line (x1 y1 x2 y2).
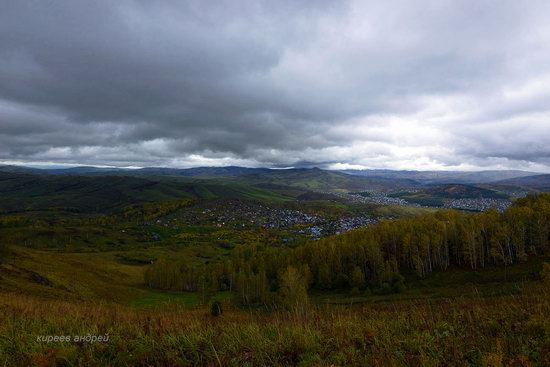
1 283 549 366
0 245 229 306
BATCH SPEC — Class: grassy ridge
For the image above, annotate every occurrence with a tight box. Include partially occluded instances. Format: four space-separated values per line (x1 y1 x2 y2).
0 246 223 306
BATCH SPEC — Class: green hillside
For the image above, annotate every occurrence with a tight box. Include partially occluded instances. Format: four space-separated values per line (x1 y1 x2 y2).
496 174 550 191
0 172 290 213
390 183 509 206
237 168 418 192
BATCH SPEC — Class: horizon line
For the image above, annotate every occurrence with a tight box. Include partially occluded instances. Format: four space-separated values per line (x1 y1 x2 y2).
1 162 549 174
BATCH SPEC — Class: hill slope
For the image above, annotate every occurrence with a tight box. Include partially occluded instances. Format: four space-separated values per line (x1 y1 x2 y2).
343 169 538 184
495 174 550 191
390 183 509 206
0 165 271 177
0 172 289 213
238 168 420 191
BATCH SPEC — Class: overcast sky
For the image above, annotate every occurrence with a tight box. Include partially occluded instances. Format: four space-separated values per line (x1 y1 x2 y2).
1 1 550 171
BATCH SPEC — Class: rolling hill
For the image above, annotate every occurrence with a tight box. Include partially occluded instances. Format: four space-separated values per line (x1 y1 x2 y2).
0 172 290 213
422 184 509 199
136 166 272 177
0 165 270 177
390 184 510 206
0 165 43 174
495 174 550 191
237 167 421 191
343 169 539 184
2 164 543 187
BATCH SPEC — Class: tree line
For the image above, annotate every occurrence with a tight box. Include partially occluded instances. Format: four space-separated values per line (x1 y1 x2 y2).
144 194 550 306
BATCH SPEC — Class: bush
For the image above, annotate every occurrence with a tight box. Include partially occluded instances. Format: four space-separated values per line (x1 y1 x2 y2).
391 274 405 293
335 273 350 288
379 283 392 295
211 301 223 317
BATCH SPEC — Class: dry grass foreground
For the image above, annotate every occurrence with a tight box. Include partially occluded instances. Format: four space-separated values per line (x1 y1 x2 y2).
1 287 549 366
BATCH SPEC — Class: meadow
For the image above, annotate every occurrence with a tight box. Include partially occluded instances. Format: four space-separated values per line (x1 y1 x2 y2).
1 283 549 366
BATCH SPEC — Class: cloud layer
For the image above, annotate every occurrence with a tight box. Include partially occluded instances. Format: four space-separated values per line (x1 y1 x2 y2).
1 0 550 171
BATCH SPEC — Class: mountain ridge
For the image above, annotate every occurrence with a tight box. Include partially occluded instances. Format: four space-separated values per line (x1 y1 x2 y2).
0 164 541 181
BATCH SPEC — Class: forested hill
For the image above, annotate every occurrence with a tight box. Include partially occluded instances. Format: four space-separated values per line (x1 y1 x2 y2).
0 172 289 213
145 193 550 305
496 174 550 191
236 167 420 191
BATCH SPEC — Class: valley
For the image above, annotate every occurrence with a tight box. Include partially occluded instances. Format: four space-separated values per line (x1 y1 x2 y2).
1 166 550 365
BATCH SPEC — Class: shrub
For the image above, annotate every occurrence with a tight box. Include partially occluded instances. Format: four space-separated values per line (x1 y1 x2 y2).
391 274 405 293
335 272 350 288
211 301 223 316
379 282 392 295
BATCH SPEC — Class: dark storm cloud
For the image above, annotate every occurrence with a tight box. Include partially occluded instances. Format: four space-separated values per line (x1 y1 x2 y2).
1 0 550 170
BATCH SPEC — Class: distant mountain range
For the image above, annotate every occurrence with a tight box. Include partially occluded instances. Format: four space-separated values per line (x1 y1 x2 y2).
0 165 269 177
342 169 539 184
233 167 421 192
136 166 272 177
0 164 547 190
